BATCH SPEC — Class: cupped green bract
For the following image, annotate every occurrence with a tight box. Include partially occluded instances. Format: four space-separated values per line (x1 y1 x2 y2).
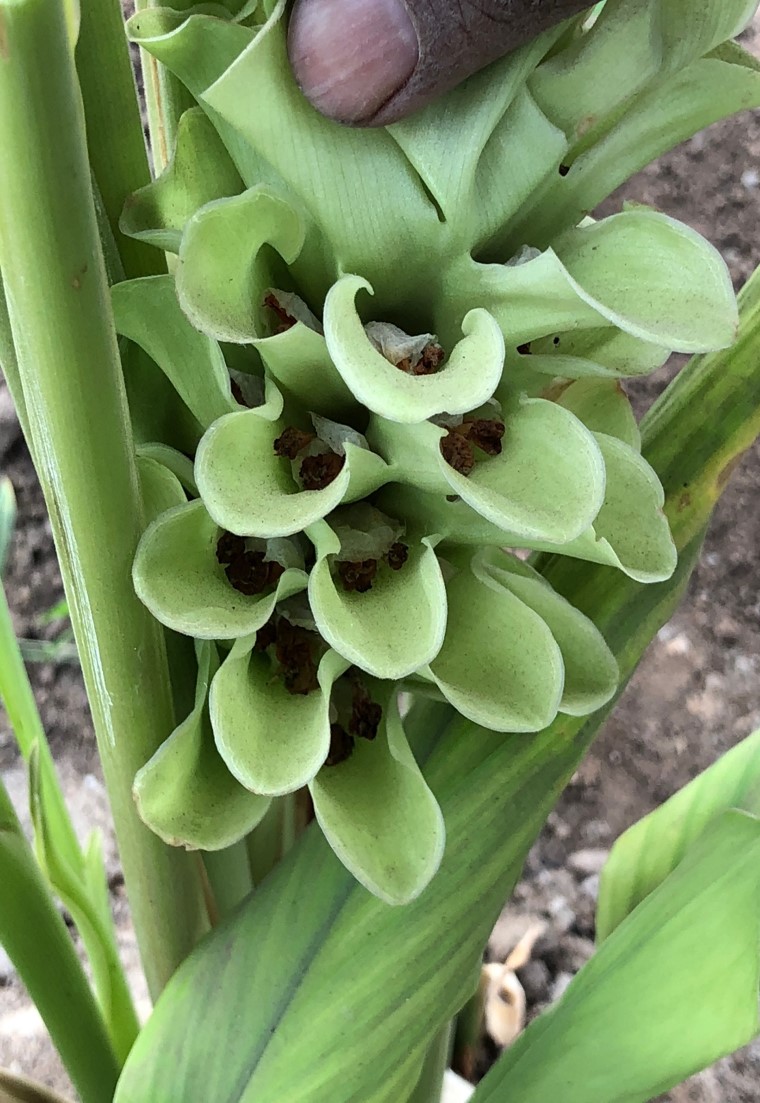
426 556 564 732
476 549 619 717
210 640 349 796
195 405 389 538
134 641 270 850
133 498 307 639
440 397 606 545
306 520 447 680
176 186 305 344
323 275 505 424
310 693 445 905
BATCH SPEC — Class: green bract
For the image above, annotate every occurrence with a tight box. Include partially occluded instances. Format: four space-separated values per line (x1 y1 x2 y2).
121 0 752 902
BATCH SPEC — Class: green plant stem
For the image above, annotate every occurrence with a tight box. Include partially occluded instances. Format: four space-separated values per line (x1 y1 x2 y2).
202 842 253 917
0 778 120 1103
75 0 164 279
408 1024 453 1103
0 0 208 997
0 1067 74 1103
133 0 195 173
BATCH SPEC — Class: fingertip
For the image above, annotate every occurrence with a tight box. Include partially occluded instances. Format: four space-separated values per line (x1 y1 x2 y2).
288 0 419 125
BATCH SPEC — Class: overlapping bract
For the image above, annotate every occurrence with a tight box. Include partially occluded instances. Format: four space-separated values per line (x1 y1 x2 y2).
120 0 757 902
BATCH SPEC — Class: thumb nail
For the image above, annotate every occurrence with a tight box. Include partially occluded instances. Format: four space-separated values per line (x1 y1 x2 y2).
288 0 419 124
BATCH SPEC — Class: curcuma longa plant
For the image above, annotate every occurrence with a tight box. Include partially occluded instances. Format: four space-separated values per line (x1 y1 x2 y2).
3 0 760 1100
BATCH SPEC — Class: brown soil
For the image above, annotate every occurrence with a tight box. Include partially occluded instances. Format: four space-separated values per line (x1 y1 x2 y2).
2 22 760 1103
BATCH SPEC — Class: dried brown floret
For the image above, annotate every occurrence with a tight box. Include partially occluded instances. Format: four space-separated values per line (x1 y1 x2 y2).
299 450 345 491
416 341 446 374
263 291 297 333
230 378 247 407
275 619 319 696
386 542 409 571
253 617 278 653
465 418 505 457
440 429 475 476
349 685 382 742
225 550 285 597
337 558 378 594
216 531 245 565
273 426 315 459
324 724 354 767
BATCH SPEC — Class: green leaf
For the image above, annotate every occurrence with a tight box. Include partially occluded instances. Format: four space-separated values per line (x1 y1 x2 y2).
523 327 670 381
112 275 238 429
477 549 619 717
472 810 760 1103
311 692 445 905
307 520 447 680
597 726 760 942
176 187 305 344
426 555 564 732
134 642 270 850
28 744 139 1062
210 641 349 796
132 498 308 639
0 477 16 577
120 107 243 253
195 406 388 538
0 1067 74 1103
323 275 505 424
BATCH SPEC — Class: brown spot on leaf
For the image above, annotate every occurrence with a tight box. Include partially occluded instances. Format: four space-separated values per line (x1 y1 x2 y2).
299 450 345 491
559 164 570 177
517 343 532 355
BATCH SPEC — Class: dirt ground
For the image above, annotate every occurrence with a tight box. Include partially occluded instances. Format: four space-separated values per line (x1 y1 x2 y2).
2 20 760 1103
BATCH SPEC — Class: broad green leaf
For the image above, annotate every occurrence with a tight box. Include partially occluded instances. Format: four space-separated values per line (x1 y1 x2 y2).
472 810 760 1103
0 477 16 577
137 443 197 498
597 726 760 942
176 187 305 344
307 521 447 680
477 549 619 716
120 107 243 253
441 397 606 545
210 641 349 796
311 693 445 905
113 525 702 1103
133 499 308 639
195 406 388 538
112 276 237 429
323 275 504 424
554 378 641 450
134 642 270 850
427 557 564 732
